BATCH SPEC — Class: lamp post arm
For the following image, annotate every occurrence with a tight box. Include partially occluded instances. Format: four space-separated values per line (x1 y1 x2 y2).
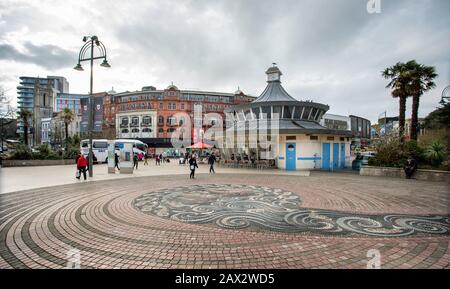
78 41 91 63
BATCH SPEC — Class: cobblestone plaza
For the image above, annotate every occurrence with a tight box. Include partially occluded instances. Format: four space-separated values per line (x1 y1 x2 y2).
0 164 449 269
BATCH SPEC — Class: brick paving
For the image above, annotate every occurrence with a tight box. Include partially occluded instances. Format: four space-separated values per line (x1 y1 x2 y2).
0 172 449 269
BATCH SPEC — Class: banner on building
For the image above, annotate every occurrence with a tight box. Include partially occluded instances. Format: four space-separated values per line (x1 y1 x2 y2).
80 97 103 133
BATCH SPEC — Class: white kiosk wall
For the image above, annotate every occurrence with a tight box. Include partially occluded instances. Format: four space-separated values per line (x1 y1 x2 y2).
120 143 134 174
107 140 115 174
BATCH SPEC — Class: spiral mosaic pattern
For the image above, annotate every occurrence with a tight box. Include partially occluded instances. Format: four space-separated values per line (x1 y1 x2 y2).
134 184 450 237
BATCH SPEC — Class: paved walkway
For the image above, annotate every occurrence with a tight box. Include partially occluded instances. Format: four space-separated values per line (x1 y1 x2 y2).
0 170 448 269
0 162 310 194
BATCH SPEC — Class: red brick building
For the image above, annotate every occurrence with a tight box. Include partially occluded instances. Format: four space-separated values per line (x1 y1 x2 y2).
113 84 255 152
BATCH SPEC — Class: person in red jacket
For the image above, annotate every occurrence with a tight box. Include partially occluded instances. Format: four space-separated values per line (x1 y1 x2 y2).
76 154 88 180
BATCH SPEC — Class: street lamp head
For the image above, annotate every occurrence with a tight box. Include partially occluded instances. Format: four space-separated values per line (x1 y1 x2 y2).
74 63 84 71
100 59 111 68
82 36 88 42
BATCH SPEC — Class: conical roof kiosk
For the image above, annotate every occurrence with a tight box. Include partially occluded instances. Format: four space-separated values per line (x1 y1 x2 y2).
222 65 353 170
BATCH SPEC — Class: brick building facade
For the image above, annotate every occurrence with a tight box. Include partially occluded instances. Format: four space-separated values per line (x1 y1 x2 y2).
113 84 255 150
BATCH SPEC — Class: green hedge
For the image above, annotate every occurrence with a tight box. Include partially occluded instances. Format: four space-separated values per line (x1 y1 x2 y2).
8 144 80 160
369 138 448 170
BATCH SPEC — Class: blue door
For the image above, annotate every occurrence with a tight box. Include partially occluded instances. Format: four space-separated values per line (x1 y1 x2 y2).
340 143 346 168
322 143 330 170
286 143 296 171
333 143 339 169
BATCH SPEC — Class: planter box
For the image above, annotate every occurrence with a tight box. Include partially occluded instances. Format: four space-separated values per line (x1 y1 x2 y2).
1 159 75 167
360 166 450 182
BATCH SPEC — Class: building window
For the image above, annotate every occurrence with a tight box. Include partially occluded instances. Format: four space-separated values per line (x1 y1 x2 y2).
142 128 152 133
131 128 140 133
302 107 312 120
167 128 176 133
158 116 164 124
284 106 293 119
159 102 164 109
181 103 185 110
286 136 296 140
121 129 129 133
168 103 176 110
310 136 318 140
120 117 129 127
179 117 185 126
340 137 345 141
131 117 139 126
261 106 271 119
142 116 152 126
272 106 282 118
327 136 334 141
167 116 177 125
158 128 164 133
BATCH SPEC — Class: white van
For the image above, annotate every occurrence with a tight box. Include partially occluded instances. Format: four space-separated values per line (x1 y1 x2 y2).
114 139 148 160
80 139 109 163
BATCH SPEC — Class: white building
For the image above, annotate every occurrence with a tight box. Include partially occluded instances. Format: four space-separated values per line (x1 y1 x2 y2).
223 65 353 171
116 110 157 139
320 113 351 131
41 118 52 144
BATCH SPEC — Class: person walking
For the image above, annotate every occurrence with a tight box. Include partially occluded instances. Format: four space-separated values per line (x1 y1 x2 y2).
133 153 139 170
208 153 216 174
114 152 120 170
189 155 198 179
144 152 148 165
156 154 160 166
76 154 87 180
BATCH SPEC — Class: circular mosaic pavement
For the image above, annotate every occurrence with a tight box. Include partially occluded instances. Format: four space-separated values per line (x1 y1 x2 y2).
134 184 450 237
1 173 449 269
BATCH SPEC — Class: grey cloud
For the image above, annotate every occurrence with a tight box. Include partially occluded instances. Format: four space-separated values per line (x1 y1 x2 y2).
0 0 448 122
0 42 74 69
106 0 448 122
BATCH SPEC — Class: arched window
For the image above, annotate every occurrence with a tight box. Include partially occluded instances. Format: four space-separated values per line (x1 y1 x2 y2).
142 128 152 133
131 128 140 133
121 129 129 133
167 128 176 133
158 116 164 124
158 128 164 133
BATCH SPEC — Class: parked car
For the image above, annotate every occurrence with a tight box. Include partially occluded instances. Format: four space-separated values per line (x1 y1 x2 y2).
352 154 375 170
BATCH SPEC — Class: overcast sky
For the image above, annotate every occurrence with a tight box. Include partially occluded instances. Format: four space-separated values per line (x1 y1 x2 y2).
0 0 449 122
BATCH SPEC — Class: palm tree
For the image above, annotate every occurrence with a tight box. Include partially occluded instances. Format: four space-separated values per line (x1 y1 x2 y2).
406 60 437 141
61 107 75 148
382 62 412 141
18 108 33 146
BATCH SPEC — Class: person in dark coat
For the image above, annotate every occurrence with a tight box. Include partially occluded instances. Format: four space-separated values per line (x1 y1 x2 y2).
404 156 417 179
208 153 216 174
189 155 198 179
133 153 139 170
114 152 120 170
